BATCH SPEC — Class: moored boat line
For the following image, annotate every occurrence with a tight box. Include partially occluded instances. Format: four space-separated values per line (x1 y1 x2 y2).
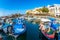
0 15 60 40
0 16 26 40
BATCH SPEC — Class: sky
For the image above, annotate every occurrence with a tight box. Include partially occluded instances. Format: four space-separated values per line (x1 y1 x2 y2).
0 0 60 16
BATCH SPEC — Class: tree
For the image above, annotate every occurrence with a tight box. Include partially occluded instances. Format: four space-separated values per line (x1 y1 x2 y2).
26 10 32 15
41 6 49 13
26 12 29 15
36 8 42 12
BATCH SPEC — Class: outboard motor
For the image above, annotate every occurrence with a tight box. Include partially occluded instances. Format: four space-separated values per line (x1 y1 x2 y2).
7 26 13 34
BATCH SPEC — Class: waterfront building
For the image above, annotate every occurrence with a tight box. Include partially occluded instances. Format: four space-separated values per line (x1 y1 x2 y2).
47 4 60 17
26 4 60 17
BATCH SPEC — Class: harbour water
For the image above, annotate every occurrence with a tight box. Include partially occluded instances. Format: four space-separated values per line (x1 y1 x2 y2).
0 18 60 40
25 21 39 40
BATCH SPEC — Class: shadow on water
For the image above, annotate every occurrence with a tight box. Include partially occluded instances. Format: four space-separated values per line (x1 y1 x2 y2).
25 21 40 40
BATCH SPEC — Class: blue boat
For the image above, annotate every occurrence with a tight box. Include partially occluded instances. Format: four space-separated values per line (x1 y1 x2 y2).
1 18 26 40
13 18 26 35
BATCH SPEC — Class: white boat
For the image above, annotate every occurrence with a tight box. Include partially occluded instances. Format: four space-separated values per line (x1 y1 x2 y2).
39 18 55 39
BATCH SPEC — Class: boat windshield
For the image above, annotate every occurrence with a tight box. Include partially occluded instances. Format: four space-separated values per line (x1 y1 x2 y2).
43 22 51 29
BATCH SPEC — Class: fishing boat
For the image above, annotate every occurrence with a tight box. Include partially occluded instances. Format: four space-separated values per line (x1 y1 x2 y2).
11 18 26 40
2 17 26 40
39 18 55 40
12 18 26 34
